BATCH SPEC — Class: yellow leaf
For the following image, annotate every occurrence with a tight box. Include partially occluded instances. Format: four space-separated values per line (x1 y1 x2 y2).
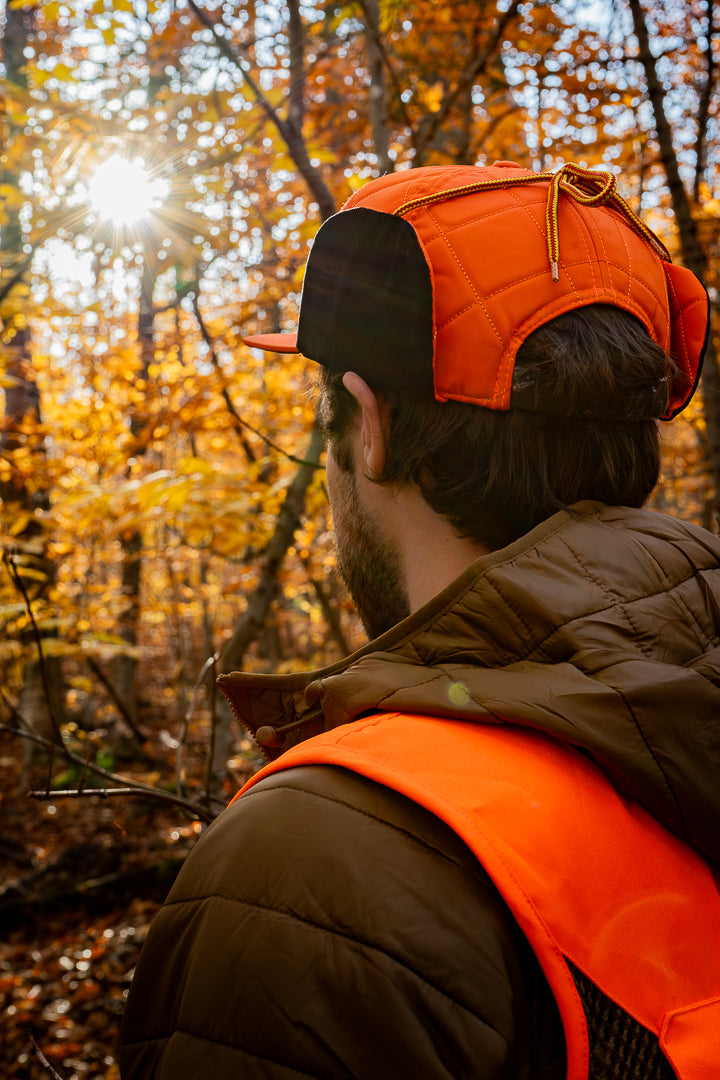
424 82 444 114
166 477 194 513
16 566 48 582
9 512 32 536
347 173 371 193
177 455 214 477
52 62 73 82
31 67 52 87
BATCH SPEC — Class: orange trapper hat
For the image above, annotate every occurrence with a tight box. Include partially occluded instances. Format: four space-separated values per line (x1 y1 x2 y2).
244 162 709 420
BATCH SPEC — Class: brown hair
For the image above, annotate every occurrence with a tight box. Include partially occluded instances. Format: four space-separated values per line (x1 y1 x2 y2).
318 305 675 550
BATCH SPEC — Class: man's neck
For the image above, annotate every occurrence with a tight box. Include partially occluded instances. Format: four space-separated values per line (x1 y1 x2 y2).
385 482 490 612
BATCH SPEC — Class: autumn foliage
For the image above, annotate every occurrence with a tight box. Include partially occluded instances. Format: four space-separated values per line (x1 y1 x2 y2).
1 0 719 1076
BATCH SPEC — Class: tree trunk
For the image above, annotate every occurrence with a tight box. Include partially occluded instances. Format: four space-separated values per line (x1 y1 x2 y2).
361 0 393 174
628 0 720 513
212 424 325 789
1 3 64 782
113 258 156 721
181 0 339 791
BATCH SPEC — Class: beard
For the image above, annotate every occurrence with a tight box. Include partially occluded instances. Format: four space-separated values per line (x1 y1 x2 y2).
332 466 410 641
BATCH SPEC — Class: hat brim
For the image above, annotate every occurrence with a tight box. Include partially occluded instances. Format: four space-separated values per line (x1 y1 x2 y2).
243 332 299 354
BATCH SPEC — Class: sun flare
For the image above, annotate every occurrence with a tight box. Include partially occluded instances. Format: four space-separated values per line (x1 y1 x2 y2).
88 156 168 227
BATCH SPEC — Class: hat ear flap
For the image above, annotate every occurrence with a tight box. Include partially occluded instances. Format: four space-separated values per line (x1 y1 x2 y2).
663 262 709 419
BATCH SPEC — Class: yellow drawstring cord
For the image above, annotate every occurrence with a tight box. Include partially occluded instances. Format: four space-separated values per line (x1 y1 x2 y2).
393 163 672 282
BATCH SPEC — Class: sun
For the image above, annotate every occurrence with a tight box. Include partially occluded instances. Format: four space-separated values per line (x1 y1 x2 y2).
88 156 168 228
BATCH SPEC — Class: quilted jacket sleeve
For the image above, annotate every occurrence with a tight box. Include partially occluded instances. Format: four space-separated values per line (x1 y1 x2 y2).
119 765 564 1080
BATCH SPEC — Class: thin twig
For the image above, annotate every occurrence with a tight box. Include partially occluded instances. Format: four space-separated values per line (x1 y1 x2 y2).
29 1033 66 1080
192 294 320 468
3 549 223 818
176 652 218 798
3 550 64 744
28 786 224 817
204 653 218 813
191 295 255 464
0 721 217 823
86 655 148 741
78 738 92 794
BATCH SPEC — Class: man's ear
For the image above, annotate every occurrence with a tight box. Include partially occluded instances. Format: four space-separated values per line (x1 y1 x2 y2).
342 372 391 479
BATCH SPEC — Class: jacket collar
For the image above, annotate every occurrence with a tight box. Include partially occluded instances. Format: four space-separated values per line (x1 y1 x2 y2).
218 501 720 860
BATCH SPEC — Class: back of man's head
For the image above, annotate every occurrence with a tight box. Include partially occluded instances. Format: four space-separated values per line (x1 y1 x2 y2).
245 162 709 548
319 304 672 548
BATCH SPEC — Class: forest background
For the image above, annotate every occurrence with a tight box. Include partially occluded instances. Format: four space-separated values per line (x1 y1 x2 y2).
0 0 718 1076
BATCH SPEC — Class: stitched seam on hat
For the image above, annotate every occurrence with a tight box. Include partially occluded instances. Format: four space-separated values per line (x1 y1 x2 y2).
665 269 692 378
615 207 633 304
585 201 612 293
490 185 539 406
428 256 667 320
401 176 416 206
493 190 549 403
427 205 505 348
584 200 617 295
600 206 633 306
419 189 549 240
563 201 598 299
418 193 668 313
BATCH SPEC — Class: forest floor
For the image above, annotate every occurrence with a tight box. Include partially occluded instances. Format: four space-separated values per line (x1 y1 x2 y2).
0 726 233 1080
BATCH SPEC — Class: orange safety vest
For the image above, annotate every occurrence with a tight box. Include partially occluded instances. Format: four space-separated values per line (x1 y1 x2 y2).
236 712 720 1080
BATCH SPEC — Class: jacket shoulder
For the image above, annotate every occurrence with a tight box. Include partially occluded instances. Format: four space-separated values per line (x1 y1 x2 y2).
120 765 563 1079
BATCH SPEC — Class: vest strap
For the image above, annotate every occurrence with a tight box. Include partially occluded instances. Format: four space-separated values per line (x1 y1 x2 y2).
238 713 720 1080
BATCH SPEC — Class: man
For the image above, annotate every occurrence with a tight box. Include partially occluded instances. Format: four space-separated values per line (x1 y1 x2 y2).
120 162 720 1079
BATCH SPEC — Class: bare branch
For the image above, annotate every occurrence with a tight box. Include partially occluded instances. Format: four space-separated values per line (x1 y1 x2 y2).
192 294 320 468
627 0 704 273
86 655 148 742
28 785 221 818
3 719 219 821
413 0 522 166
2 550 64 745
287 0 306 134
29 1034 66 1080
306 571 352 656
356 0 412 136
191 294 256 464
175 652 217 798
185 0 336 221
627 0 720 516
220 422 325 670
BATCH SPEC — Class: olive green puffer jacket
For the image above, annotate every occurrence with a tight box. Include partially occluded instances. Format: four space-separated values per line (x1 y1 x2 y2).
120 503 720 1079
